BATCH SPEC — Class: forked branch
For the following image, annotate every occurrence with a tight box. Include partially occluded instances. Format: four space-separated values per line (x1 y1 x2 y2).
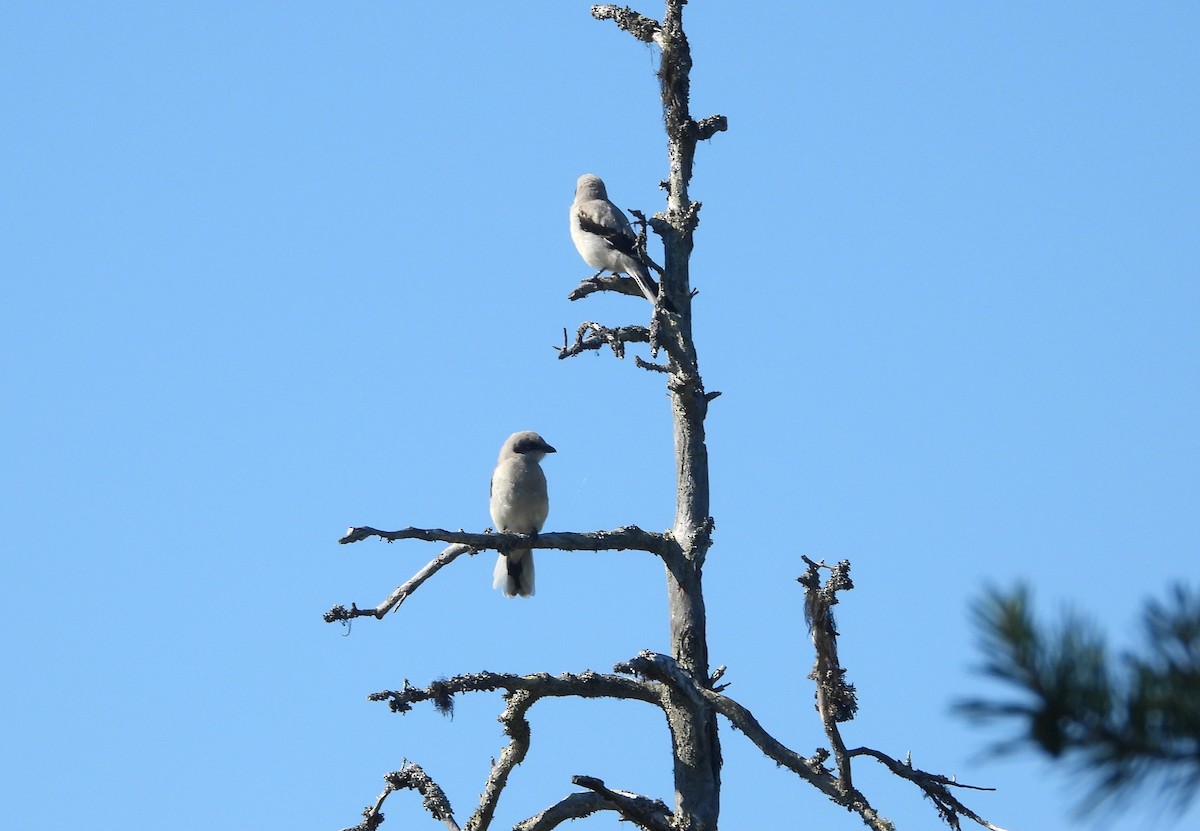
848 748 1007 831
326 527 671 621
346 670 668 831
617 649 1007 831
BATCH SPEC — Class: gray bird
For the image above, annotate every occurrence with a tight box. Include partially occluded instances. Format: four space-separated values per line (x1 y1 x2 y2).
570 173 659 304
490 431 556 597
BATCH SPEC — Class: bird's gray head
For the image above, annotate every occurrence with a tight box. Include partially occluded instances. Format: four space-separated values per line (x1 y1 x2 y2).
503 431 557 461
575 173 608 200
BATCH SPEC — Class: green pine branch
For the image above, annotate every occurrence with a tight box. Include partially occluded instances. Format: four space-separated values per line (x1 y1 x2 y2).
958 583 1200 814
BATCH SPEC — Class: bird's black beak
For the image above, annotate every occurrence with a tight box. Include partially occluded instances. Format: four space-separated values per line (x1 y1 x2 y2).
543 443 557 454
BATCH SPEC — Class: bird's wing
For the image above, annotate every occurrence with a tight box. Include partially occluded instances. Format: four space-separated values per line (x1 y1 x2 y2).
576 201 640 259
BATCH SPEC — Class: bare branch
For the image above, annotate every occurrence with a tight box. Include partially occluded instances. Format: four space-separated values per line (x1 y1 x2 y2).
572 776 673 831
348 677 673 831
368 668 663 715
794 559 1005 829
618 651 706 706
567 273 651 302
848 748 1008 831
514 792 613 831
327 527 669 625
799 556 859 791
344 763 460 831
338 525 667 554
617 651 893 831
466 690 536 831
556 321 650 360
635 356 669 374
590 5 662 44
704 687 895 830
693 115 728 141
326 544 475 621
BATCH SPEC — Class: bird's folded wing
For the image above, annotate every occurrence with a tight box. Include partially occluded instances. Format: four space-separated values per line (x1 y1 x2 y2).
576 207 640 259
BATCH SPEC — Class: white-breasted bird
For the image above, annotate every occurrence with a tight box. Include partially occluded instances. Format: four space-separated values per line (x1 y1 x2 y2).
570 173 659 304
490 431 556 597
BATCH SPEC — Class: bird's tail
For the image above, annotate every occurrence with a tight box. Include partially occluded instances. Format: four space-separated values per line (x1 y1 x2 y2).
627 260 660 306
494 550 535 598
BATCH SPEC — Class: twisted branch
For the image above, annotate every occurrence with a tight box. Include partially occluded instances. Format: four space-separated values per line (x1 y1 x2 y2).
556 321 650 360
466 690 535 831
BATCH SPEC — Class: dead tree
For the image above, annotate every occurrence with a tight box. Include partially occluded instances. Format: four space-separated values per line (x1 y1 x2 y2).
325 4 1008 830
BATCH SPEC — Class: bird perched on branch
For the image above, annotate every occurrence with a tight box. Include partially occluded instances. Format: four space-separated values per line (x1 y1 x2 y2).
570 173 660 304
490 431 556 597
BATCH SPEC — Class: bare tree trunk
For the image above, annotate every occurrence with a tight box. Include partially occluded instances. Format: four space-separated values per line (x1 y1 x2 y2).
655 3 721 827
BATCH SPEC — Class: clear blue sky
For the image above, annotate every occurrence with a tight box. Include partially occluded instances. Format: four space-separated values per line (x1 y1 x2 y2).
3 2 1197 829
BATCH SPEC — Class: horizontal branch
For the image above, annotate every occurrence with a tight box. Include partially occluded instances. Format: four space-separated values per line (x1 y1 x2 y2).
368 668 663 715
693 114 728 141
568 273 653 302
327 528 671 623
339 525 668 554
591 4 662 44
